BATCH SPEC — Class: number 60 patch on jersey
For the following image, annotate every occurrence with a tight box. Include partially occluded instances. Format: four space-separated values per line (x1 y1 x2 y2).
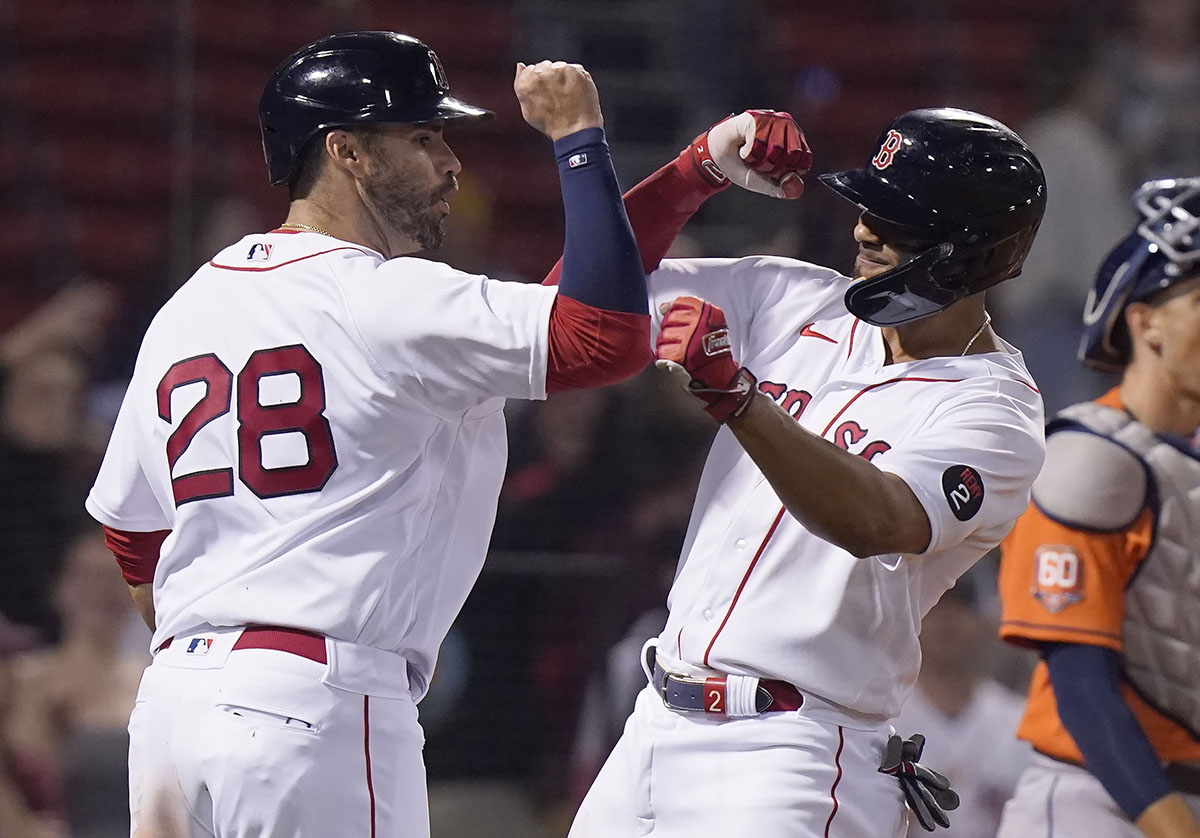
1031 544 1084 614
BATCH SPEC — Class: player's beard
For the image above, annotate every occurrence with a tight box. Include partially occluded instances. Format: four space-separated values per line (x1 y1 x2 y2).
362 164 456 252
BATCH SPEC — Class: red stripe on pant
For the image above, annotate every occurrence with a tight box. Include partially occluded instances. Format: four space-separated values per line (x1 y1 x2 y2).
824 726 845 837
364 696 376 836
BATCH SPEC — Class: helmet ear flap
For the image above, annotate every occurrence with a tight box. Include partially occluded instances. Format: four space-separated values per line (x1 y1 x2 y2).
1079 235 1151 370
822 107 1046 322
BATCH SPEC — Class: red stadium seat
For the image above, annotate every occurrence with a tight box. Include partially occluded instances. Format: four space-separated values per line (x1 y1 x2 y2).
41 137 175 204
0 0 164 51
0 58 171 126
353 4 514 69
192 1 338 61
67 207 167 276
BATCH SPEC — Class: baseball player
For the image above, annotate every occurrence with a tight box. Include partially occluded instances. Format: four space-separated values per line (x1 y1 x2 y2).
997 178 1200 838
554 108 1048 836
85 32 650 837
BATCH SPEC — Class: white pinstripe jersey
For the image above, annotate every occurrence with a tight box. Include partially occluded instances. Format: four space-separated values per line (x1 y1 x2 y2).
647 257 1045 720
87 230 557 696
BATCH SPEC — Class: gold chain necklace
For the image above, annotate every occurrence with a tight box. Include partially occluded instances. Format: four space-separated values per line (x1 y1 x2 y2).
960 312 992 356
279 222 334 238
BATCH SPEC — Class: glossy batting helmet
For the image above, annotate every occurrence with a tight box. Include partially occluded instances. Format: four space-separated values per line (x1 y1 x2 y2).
259 31 493 186
1080 177 1200 371
820 108 1046 326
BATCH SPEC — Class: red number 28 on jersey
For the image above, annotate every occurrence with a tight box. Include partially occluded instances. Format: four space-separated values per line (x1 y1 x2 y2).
156 345 338 506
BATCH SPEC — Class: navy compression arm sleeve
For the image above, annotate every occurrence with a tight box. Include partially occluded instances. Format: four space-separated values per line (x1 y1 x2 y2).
552 127 646 314
1044 642 1171 821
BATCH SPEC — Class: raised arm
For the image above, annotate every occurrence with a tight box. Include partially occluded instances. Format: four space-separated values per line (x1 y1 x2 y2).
542 110 812 285
514 61 650 390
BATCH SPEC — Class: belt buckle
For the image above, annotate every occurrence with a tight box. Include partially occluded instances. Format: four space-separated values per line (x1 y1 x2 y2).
657 667 710 714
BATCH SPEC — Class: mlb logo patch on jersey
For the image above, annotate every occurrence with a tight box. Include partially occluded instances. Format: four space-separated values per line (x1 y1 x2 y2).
186 637 214 655
567 152 589 168
1032 545 1084 614
247 243 273 262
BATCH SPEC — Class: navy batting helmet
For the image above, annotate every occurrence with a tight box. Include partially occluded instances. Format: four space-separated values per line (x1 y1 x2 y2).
820 108 1047 326
1080 177 1200 371
259 31 493 186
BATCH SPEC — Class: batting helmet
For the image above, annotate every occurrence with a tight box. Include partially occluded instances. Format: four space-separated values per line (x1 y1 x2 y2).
259 31 493 186
820 108 1046 326
1080 177 1200 371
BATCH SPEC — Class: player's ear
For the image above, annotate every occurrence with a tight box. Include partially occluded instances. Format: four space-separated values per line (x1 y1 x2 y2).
1124 302 1163 355
324 129 370 179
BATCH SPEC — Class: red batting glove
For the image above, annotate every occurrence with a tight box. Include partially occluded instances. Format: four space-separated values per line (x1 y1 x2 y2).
681 110 812 199
743 109 814 185
655 296 757 423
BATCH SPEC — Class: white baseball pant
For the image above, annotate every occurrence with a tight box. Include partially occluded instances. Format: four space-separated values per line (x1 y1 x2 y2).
569 685 909 837
127 626 428 837
998 752 1200 838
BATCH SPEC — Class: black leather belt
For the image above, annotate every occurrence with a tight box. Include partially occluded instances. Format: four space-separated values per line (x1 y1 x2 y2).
1167 762 1200 796
649 658 803 716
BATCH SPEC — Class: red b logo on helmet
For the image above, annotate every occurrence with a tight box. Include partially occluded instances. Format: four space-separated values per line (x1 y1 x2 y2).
871 130 904 170
428 49 449 90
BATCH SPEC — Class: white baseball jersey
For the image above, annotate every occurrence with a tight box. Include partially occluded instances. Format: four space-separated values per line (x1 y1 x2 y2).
86 230 557 696
646 256 1045 720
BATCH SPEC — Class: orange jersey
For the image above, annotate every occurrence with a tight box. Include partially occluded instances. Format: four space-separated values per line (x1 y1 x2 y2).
998 389 1200 765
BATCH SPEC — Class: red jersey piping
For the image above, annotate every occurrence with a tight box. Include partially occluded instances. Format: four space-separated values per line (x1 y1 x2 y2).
702 507 786 666
824 726 846 837
364 696 376 837
700 375 963 663
208 246 367 273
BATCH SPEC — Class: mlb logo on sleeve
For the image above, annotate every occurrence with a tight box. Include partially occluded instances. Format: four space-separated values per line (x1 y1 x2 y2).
568 152 589 168
1031 545 1084 614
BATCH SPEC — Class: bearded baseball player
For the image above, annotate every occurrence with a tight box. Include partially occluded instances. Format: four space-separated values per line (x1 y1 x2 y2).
550 108 1047 836
85 32 650 837
997 178 1200 838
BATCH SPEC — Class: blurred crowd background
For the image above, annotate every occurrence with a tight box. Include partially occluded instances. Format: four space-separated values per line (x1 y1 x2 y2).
0 0 1197 835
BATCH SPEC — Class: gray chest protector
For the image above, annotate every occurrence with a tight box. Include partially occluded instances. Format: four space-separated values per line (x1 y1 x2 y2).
1044 401 1200 737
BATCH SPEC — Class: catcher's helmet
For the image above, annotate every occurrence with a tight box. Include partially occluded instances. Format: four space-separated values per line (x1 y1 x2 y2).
1080 177 1200 371
259 31 493 186
820 108 1046 326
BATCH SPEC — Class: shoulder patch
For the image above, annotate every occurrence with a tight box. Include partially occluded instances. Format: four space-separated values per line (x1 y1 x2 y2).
1032 430 1149 531
942 464 985 521
1032 544 1085 613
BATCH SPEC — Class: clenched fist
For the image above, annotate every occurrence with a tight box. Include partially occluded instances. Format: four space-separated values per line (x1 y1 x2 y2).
686 110 812 199
655 296 757 423
514 60 603 141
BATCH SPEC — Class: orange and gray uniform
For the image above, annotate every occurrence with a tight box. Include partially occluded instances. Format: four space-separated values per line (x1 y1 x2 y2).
997 388 1200 833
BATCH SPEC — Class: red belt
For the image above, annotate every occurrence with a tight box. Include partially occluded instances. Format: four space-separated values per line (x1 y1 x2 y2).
159 626 327 664
651 660 804 715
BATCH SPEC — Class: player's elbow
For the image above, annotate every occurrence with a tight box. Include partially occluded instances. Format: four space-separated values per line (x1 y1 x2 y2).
848 479 931 557
550 341 652 392
822 509 930 559
841 527 898 559
546 310 652 392
590 336 654 386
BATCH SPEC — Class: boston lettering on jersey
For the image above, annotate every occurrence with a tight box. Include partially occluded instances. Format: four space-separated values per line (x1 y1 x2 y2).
758 379 892 461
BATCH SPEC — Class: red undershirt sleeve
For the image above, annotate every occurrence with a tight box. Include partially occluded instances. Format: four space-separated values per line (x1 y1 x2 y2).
545 296 651 393
103 525 169 586
543 152 727 286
